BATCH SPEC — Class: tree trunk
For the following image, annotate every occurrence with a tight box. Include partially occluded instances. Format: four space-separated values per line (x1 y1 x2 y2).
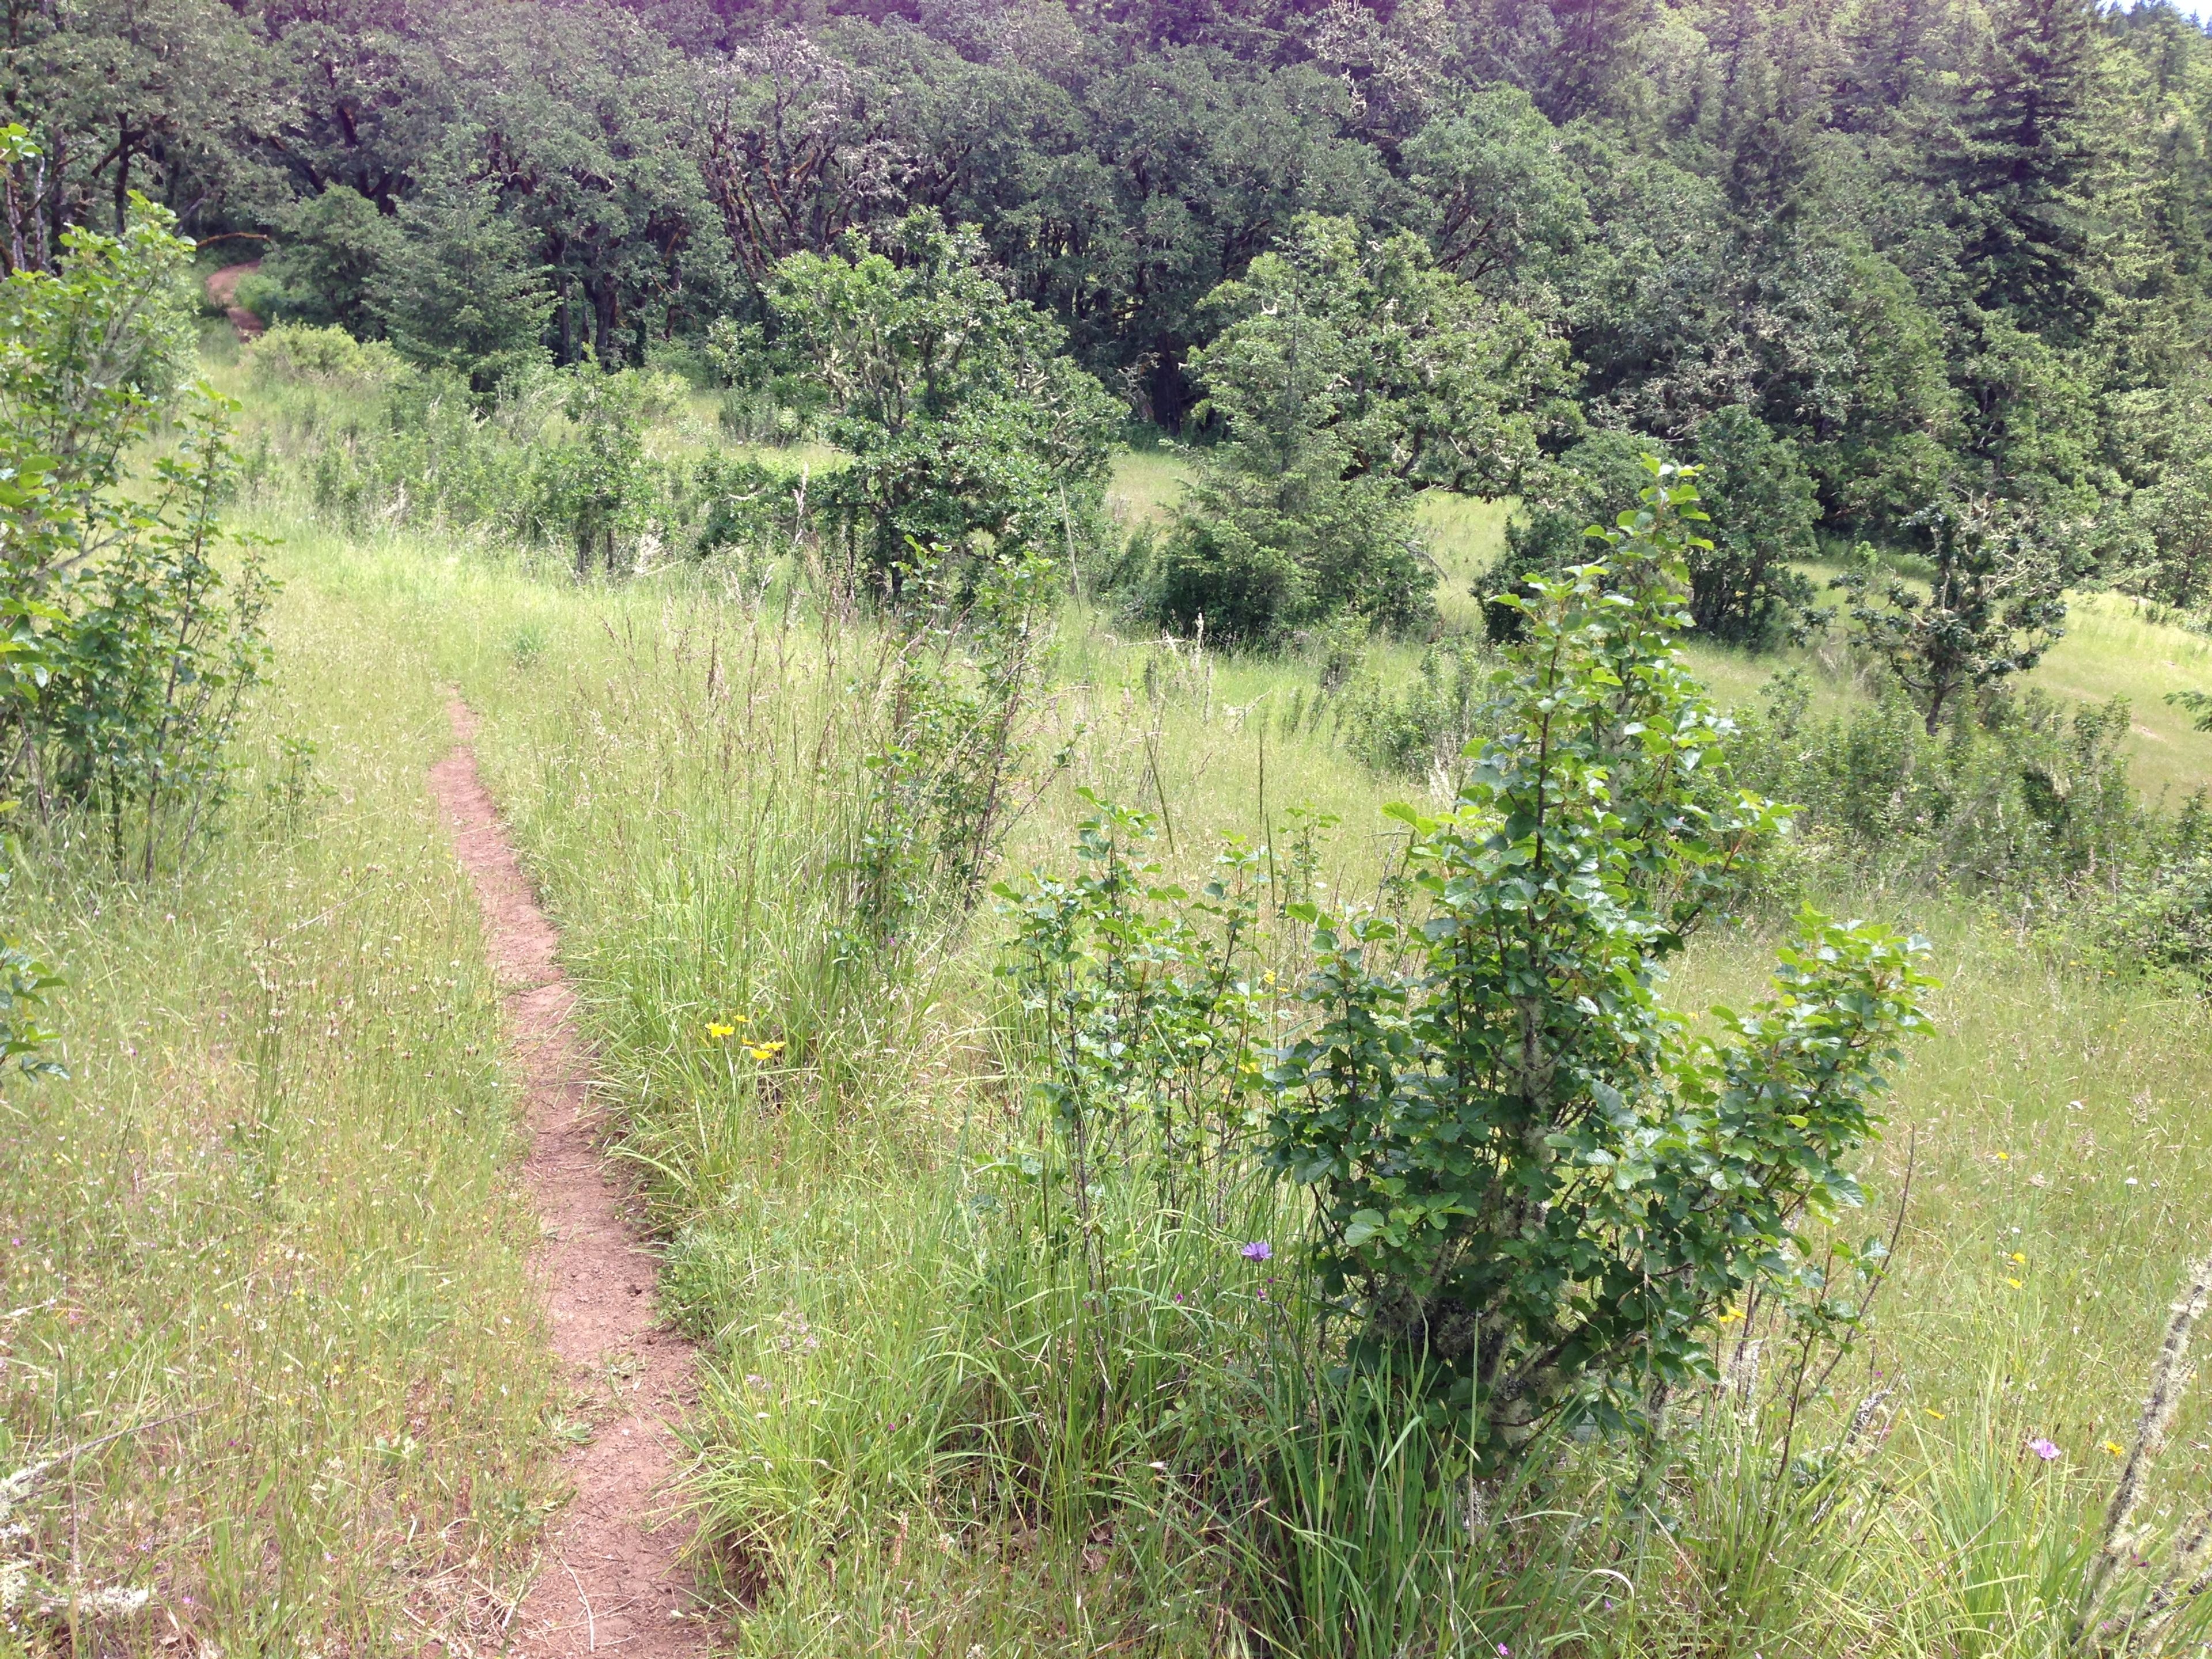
114 119 131 233
592 277 618 366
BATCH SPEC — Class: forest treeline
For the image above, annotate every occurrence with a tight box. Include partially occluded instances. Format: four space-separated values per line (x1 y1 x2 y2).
15 0 2212 631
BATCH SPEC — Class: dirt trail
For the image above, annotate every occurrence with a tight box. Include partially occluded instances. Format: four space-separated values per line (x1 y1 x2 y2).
427 697 711 1657
206 260 265 340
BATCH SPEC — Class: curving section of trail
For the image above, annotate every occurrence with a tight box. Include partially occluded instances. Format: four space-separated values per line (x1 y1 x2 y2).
429 697 710 1657
205 260 266 340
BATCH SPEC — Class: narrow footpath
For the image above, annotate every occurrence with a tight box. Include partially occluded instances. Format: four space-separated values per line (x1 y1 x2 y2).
428 698 710 1657
205 260 265 340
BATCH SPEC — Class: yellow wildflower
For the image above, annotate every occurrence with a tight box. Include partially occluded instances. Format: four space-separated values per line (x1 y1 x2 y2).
2009 1252 2027 1264
706 1022 736 1040
2104 1440 2126 1456
2005 1278 2023 1289
744 1039 787 1062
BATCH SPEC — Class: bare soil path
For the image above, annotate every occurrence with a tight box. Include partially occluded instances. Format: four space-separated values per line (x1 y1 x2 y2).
427 697 711 1657
205 260 265 340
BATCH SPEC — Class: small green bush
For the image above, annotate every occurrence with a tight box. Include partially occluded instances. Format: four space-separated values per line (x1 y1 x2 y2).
1337 635 1493 779
1 190 272 874
1736 673 2146 892
1267 462 1934 1463
245 321 411 389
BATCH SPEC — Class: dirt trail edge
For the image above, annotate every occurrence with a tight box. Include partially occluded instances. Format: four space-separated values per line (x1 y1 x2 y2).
205 260 265 340
427 697 711 1657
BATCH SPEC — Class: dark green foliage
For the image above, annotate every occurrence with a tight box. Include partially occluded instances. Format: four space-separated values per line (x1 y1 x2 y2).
1683 406 1822 645
1404 84 1592 303
1266 464 1934 1461
1154 463 1429 647
241 186 400 336
1154 214 1573 645
1916 0 2112 335
19 0 2212 634
372 166 553 395
2113 391 2212 610
692 454 797 562
1833 497 2073 735
752 210 1119 602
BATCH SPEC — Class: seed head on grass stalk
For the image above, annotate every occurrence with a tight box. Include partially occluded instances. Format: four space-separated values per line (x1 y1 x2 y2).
2079 1246 2212 1652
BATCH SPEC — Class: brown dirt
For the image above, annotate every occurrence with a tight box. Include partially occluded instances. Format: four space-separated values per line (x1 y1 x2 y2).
206 260 265 340
427 696 712 1657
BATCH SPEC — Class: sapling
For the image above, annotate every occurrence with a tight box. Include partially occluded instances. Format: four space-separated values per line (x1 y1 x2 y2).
1266 459 1935 1465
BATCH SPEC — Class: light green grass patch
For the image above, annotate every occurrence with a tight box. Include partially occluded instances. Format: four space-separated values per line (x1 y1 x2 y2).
281 518 2212 1654
0 559 557 1651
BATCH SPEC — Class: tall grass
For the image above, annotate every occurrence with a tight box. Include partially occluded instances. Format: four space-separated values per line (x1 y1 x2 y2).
0 574 555 1650
274 505 2212 1656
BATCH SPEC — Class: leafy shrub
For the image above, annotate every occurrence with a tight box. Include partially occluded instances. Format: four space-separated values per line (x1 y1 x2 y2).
842 543 1063 951
1833 492 2071 734
2107 855 2212 984
1152 213 1574 647
0 193 273 874
706 317 830 444
520 362 671 575
1486 415 1820 648
995 795 1275 1228
1153 460 1430 646
1337 635 1493 779
1736 673 2146 892
1483 429 1659 642
1266 463 1934 1464
245 321 410 389
0 934 63 1080
692 453 802 572
745 210 1118 604
370 165 552 395
1683 404 1823 643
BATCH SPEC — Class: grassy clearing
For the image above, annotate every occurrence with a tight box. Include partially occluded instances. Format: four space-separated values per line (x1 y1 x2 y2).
27 396 2212 1649
1113 450 2212 796
0 570 556 1652
270 488 2212 1654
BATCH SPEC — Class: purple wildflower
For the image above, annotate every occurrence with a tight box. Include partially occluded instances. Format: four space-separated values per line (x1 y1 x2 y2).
2028 1437 2061 1462
1240 1241 1273 1262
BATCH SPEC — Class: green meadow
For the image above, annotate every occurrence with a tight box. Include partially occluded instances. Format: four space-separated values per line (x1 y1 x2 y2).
10 382 2212 1654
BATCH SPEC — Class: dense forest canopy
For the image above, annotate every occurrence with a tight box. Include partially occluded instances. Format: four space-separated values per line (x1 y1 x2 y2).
13 0 2212 620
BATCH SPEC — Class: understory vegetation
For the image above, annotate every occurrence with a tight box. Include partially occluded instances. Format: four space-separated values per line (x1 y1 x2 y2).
10 265 2212 1647
14 0 2212 1649
267 464 2212 1659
